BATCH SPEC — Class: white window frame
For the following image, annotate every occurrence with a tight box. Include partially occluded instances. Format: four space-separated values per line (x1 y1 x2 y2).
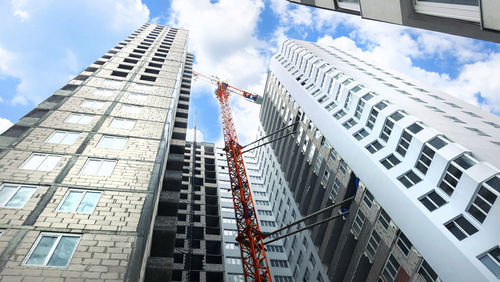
20 153 62 171
56 189 102 214
23 233 81 267
45 131 80 145
109 118 136 130
120 104 143 114
478 246 500 278
92 88 113 97
80 99 105 109
80 158 116 176
414 0 480 22
97 135 128 150
64 113 93 125
0 183 37 208
129 93 148 101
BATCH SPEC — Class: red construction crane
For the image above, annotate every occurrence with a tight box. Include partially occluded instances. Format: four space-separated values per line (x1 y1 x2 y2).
193 72 270 282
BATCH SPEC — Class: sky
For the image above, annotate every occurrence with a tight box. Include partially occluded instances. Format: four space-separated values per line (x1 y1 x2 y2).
1 0 500 145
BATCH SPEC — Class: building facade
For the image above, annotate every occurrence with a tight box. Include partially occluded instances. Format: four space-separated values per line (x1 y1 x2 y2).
259 38 500 281
288 0 500 43
0 23 200 282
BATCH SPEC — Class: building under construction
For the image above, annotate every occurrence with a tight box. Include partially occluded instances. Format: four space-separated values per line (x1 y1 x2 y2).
0 21 499 282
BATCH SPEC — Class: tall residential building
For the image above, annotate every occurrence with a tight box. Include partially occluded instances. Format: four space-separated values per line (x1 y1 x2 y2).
0 23 204 282
288 0 500 43
216 146 300 282
259 38 500 282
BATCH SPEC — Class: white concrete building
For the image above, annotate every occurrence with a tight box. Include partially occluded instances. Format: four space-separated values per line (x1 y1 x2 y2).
257 38 500 281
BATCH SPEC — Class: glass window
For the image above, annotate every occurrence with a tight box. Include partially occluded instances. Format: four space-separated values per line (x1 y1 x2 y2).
396 232 413 256
81 158 116 176
398 170 422 188
65 113 93 125
46 131 80 145
366 140 383 154
0 183 37 208
419 190 447 211
478 247 500 278
366 230 381 261
120 104 143 114
20 153 62 171
378 208 391 229
418 259 440 282
58 190 101 213
97 135 128 150
24 233 80 267
414 0 479 22
445 215 478 240
352 209 365 237
353 128 369 140
381 154 401 169
93 89 113 97
362 190 374 208
468 176 499 223
129 93 148 101
381 254 400 282
80 99 105 109
109 118 136 130
439 154 476 196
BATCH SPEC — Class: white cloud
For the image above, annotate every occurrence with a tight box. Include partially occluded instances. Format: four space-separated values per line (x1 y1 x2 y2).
13 9 29 21
0 118 13 135
168 0 271 144
0 0 150 108
186 128 204 142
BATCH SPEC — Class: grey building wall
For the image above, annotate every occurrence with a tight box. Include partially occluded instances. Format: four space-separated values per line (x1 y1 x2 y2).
0 23 192 282
288 0 500 43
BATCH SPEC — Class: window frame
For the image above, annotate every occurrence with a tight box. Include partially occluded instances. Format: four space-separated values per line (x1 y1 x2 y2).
56 189 102 214
414 0 480 22
20 153 62 171
0 183 37 208
45 130 80 145
23 233 81 267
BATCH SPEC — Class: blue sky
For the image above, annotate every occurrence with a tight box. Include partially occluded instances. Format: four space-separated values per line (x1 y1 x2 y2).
1 0 499 145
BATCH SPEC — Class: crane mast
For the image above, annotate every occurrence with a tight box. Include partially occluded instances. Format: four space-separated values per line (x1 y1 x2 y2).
194 72 271 282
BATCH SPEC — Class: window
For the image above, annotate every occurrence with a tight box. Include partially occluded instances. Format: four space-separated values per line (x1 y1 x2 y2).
352 210 366 237
20 153 62 171
465 127 490 137
468 176 499 223
333 109 346 120
380 154 401 169
224 242 237 249
338 160 348 175
270 259 288 268
0 184 37 208
58 190 101 213
418 259 440 282
227 273 245 282
330 177 341 201
416 145 436 175
366 140 383 154
255 200 270 206
344 92 353 110
353 128 369 140
381 254 400 282
46 131 80 145
378 208 391 229
398 170 422 188
366 230 381 261
267 245 284 253
258 210 273 216
445 215 478 240
396 232 413 256
414 0 479 22
97 135 127 150
419 190 447 211
275 276 293 282
129 93 148 101
380 112 404 142
396 123 422 156
321 165 331 186
343 118 357 129
439 154 476 196
109 118 136 130
80 99 105 109
102 79 123 89
224 229 237 236
366 102 387 129
226 257 241 265
65 113 93 125
93 89 113 97
362 190 374 208
81 158 116 176
222 218 237 224
478 247 500 278
120 104 143 114
354 93 374 119
24 233 80 267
